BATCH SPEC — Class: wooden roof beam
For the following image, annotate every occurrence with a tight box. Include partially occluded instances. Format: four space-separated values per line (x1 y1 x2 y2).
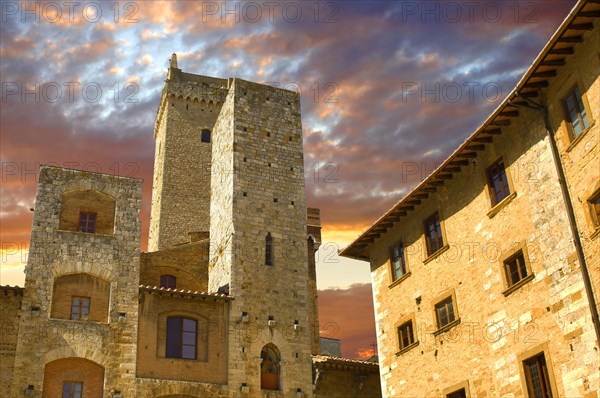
519 91 539 97
473 136 493 143
484 128 502 135
540 59 565 66
444 166 462 172
567 23 593 30
557 36 583 43
549 48 574 55
578 11 600 18
437 174 453 180
491 119 511 126
457 152 477 158
499 110 519 117
466 144 485 151
449 159 470 166
524 81 549 88
532 70 558 77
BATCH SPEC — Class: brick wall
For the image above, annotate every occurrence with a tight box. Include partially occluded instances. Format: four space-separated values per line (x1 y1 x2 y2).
50 274 109 322
58 190 116 235
136 292 229 384
42 358 104 398
140 241 210 291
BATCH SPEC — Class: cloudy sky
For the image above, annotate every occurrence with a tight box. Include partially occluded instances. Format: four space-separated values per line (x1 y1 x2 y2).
0 0 576 358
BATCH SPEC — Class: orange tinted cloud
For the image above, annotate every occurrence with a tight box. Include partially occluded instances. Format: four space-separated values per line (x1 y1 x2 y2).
318 284 377 360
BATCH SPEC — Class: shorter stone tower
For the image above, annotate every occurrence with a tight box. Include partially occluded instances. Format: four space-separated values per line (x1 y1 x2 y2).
10 166 143 398
149 54 228 251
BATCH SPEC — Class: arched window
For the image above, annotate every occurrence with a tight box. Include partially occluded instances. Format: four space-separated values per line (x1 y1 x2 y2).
160 274 176 289
166 317 197 360
201 129 211 143
260 344 280 390
265 233 273 266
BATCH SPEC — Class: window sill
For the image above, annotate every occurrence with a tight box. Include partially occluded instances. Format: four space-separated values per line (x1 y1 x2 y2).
487 191 517 219
389 271 411 289
395 340 419 356
433 318 461 336
502 273 535 297
566 119 595 153
423 245 450 264
57 229 115 238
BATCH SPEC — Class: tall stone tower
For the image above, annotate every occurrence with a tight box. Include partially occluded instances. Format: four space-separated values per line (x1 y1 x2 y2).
209 78 314 397
149 54 228 251
149 57 316 397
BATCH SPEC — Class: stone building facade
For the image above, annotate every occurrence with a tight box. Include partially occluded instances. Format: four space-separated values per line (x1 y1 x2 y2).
1 58 381 398
341 1 599 397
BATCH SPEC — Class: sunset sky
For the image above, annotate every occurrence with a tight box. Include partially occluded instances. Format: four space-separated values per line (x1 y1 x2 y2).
0 0 576 358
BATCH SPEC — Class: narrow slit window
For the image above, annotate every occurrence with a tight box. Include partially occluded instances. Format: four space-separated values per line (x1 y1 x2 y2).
265 233 273 266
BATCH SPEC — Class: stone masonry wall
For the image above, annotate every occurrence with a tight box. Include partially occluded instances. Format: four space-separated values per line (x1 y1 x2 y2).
368 100 598 396
149 71 228 251
545 25 600 320
9 166 143 398
209 79 314 398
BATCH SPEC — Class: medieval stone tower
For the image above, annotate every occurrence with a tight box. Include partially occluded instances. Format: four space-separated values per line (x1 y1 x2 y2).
150 54 316 397
9 167 143 397
149 55 228 251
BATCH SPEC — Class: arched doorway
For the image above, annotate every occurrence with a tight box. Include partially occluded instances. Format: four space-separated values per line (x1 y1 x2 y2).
260 344 281 390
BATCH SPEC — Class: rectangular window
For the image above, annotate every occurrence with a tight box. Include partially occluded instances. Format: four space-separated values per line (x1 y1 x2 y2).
62 381 83 398
446 389 467 398
201 129 211 143
166 317 197 360
487 158 511 206
424 212 444 256
504 250 528 287
523 353 552 398
79 212 96 233
563 86 589 137
435 297 456 328
390 242 407 280
70 297 90 320
397 320 415 351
